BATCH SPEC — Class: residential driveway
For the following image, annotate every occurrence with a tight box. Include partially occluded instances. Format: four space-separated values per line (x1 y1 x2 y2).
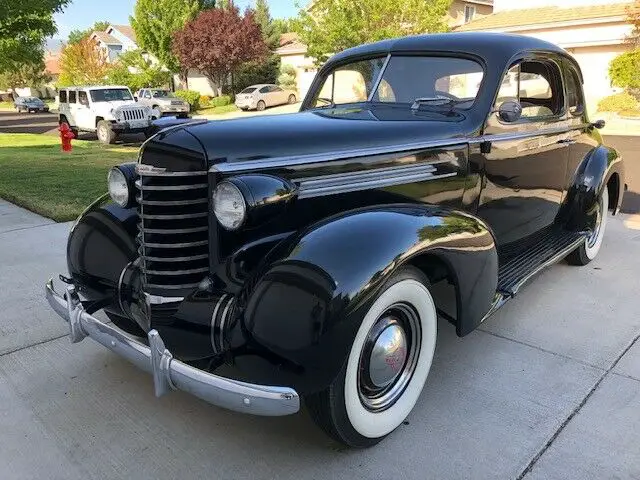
0 199 639 479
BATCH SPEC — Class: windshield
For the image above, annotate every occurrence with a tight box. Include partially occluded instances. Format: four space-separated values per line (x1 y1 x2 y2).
310 56 484 109
241 87 258 94
25 97 42 103
152 90 173 98
90 88 133 102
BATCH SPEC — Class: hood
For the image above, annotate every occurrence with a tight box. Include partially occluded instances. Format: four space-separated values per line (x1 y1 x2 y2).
181 104 478 165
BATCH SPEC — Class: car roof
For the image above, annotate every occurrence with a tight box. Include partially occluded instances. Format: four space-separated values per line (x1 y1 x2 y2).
247 84 276 89
59 85 131 90
328 32 568 66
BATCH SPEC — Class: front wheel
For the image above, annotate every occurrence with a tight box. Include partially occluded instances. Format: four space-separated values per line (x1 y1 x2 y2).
567 186 609 266
96 120 116 144
288 94 296 104
306 266 437 447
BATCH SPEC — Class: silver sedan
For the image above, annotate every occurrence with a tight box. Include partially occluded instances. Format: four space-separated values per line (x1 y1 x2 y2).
235 84 297 111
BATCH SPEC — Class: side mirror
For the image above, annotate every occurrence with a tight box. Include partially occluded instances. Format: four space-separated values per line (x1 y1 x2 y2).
134 96 138 101
497 101 522 123
591 119 606 130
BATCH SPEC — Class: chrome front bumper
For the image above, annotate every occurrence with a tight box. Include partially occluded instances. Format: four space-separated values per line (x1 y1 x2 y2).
45 279 300 416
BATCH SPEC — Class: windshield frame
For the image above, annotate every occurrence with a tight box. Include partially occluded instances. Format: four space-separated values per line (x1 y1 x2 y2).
302 52 487 112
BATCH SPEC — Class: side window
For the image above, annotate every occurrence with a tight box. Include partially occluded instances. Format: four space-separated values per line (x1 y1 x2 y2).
59 90 67 103
259 86 269 94
69 90 77 104
78 91 89 106
565 65 585 114
495 60 563 120
144 91 151 99
272 86 283 92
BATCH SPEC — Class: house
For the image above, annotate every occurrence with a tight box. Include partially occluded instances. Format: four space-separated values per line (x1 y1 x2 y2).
90 25 139 62
448 0 494 28
277 1 495 99
457 0 635 111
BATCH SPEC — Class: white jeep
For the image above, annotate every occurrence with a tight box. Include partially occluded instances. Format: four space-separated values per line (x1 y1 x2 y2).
58 86 154 144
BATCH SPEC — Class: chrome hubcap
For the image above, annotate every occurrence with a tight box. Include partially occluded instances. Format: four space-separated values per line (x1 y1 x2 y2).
358 303 421 412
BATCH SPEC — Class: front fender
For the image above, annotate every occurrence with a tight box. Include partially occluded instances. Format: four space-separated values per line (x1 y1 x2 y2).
67 194 138 310
560 145 624 230
236 204 498 394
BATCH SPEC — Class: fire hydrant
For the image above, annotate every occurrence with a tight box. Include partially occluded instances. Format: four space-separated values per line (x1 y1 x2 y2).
59 122 75 152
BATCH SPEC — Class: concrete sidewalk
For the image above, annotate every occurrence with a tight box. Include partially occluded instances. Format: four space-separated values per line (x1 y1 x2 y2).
0 200 639 480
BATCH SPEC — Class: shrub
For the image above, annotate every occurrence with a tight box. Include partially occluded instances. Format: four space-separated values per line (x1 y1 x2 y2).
278 63 297 90
597 92 640 113
609 49 640 92
174 90 201 110
199 95 211 107
234 55 280 94
211 95 231 107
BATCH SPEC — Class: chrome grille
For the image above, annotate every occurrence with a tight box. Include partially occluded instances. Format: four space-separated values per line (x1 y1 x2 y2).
122 108 145 121
135 167 209 293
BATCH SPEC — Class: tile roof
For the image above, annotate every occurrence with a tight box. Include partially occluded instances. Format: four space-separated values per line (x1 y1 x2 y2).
458 3 631 31
277 32 308 54
109 25 137 43
44 55 60 75
91 31 121 45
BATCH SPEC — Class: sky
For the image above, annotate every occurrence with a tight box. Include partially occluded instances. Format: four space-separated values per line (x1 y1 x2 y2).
53 0 300 40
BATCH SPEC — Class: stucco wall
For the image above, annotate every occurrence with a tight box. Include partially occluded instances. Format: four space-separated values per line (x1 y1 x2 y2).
449 1 494 27
280 52 317 99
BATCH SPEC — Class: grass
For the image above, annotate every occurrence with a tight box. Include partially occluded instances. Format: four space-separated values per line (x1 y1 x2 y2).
196 104 239 115
0 133 138 222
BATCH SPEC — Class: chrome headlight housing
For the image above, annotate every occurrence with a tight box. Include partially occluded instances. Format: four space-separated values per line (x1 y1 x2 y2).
212 181 247 230
107 165 135 208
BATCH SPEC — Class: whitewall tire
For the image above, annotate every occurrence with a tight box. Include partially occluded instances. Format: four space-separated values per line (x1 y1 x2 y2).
307 267 437 447
567 186 608 265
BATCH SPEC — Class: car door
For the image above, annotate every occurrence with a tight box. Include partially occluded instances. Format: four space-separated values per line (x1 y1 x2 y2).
476 55 571 248
75 91 93 129
271 85 286 105
67 89 80 127
258 86 271 106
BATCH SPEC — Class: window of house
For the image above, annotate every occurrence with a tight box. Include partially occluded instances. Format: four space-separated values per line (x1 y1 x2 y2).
495 60 563 119
464 5 476 23
68 90 77 103
59 90 67 103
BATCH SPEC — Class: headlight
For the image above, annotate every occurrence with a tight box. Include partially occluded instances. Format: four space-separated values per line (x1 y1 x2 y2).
213 181 246 230
107 167 132 207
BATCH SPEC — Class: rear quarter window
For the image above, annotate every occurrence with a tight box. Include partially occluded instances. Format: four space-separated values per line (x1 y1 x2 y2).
59 90 67 103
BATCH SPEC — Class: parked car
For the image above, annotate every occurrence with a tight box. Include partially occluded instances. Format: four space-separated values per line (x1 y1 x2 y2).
46 33 625 448
235 84 297 111
135 88 190 119
58 85 154 144
14 96 49 113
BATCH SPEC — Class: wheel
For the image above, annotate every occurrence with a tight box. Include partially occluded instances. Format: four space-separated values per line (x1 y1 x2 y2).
288 94 297 104
256 100 266 111
567 186 609 266
97 120 116 144
306 266 437 447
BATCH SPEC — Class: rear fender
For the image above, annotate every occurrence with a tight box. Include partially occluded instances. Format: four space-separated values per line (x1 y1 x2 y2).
235 204 498 393
559 145 624 230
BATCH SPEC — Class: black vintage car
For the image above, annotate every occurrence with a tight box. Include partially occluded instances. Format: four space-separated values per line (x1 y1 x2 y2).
46 33 625 447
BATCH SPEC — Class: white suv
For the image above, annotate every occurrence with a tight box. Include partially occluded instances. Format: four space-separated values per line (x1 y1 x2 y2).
58 86 154 144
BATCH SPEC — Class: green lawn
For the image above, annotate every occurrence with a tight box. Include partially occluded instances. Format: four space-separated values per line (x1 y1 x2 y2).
196 104 239 115
0 133 138 222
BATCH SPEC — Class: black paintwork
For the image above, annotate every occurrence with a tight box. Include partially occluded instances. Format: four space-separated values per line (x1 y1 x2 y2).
63 33 625 395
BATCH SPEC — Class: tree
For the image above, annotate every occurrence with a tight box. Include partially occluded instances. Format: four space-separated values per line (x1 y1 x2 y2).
0 0 69 73
106 50 171 91
67 21 110 45
295 0 452 63
58 38 109 86
173 6 268 95
254 0 280 50
273 18 293 35
130 0 202 73
0 59 50 92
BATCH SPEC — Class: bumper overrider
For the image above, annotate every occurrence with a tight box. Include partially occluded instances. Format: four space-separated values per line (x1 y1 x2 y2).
45 278 300 416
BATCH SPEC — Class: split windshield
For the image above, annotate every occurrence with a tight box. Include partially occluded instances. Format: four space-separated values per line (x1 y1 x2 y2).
310 55 484 109
152 90 174 98
90 88 133 102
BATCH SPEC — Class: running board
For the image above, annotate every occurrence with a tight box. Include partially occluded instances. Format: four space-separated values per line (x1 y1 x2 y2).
498 229 587 296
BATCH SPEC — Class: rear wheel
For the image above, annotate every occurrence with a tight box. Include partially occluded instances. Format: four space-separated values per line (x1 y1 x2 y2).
97 120 116 144
257 100 266 111
306 266 437 448
567 186 609 266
